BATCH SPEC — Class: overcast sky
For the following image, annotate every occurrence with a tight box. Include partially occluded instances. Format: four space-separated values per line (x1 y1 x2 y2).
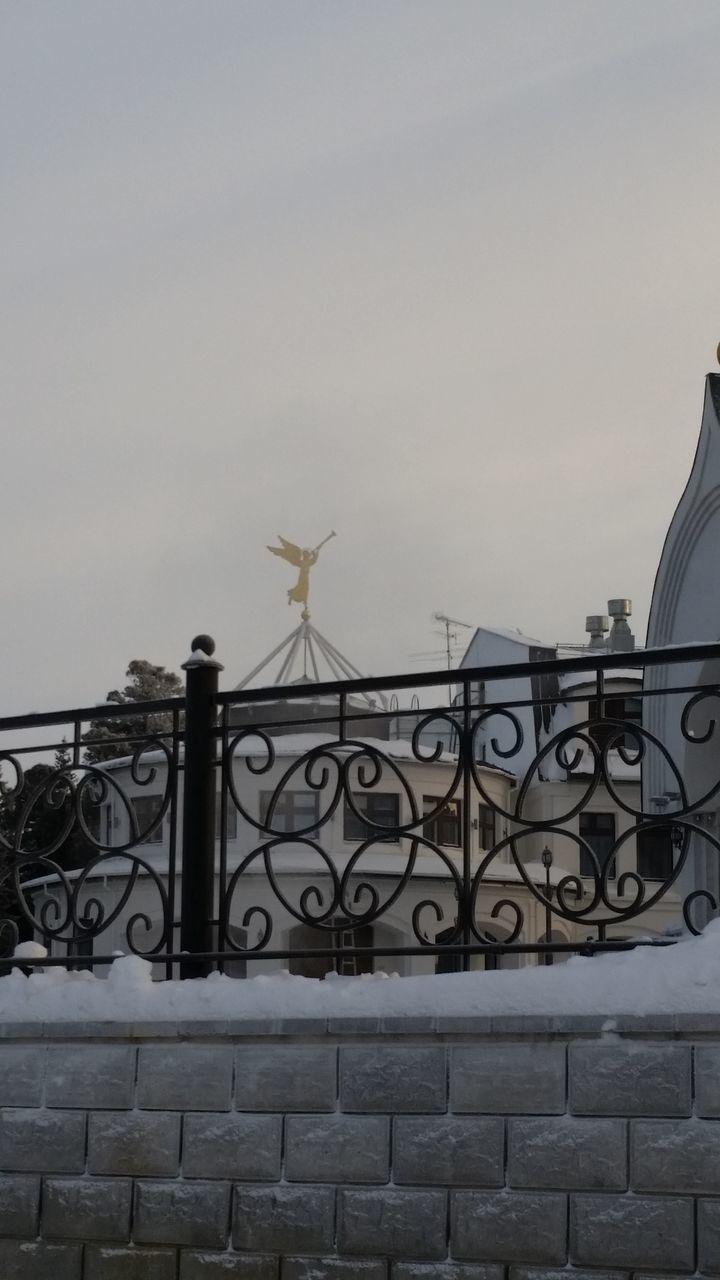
3 1 720 712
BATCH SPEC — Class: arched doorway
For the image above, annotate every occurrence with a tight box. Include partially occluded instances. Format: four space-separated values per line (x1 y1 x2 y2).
434 921 522 973
288 920 374 979
537 928 570 965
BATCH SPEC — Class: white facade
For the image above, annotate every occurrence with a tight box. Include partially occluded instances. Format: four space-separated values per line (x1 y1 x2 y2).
456 630 681 943
31 678 681 975
459 627 557 779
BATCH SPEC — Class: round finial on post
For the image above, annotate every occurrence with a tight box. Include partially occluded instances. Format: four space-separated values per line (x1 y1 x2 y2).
716 341 720 368
182 634 222 671
191 634 216 656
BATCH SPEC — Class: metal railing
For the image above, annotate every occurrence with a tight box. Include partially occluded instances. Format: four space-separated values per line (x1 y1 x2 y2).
1 635 719 977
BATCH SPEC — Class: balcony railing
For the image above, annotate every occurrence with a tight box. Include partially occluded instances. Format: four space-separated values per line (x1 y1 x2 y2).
1 636 719 978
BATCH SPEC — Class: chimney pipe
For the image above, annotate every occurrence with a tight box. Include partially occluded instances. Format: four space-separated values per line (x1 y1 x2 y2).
607 599 635 652
585 615 609 650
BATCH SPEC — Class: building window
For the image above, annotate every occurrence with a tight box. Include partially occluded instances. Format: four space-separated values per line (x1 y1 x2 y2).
588 696 642 751
289 921 374 979
84 803 113 845
214 794 238 841
130 794 163 844
537 930 571 967
579 812 616 878
637 826 674 881
259 790 320 835
478 804 496 850
423 797 461 847
434 923 511 973
343 793 400 842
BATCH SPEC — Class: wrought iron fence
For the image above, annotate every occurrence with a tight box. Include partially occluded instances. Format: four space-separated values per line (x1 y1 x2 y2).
1 635 719 978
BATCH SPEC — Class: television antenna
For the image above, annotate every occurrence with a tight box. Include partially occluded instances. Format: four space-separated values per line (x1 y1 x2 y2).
432 612 473 703
433 613 473 670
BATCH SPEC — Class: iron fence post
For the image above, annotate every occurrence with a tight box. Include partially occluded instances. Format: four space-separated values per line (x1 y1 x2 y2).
180 634 223 978
541 845 554 966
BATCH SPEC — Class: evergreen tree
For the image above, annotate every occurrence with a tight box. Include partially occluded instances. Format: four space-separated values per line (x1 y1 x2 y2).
0 742 97 956
83 659 183 763
0 742 94 871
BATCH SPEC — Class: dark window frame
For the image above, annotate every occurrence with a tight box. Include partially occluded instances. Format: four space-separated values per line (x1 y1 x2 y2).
343 792 400 843
588 695 642 752
434 923 501 973
478 803 496 850
423 796 462 847
130 793 164 845
289 920 374 978
637 825 675 881
85 801 113 846
259 790 321 836
579 811 617 878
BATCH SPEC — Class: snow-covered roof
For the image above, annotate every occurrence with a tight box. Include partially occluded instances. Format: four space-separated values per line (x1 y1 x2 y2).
463 626 552 654
461 627 648 672
560 668 643 691
569 749 640 781
104 733 461 771
101 733 516 779
25 849 580 889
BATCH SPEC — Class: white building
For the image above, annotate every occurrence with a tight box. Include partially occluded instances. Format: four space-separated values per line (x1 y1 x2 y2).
31 364 720 974
459 605 682 947
30 603 684 975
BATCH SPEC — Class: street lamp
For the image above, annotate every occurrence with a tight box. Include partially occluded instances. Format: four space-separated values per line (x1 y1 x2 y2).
541 845 553 965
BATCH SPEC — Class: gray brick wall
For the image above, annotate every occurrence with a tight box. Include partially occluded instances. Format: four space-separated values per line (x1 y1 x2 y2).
0 1018 717 1276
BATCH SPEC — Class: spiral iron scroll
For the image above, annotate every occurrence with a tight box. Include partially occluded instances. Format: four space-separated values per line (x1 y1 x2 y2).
0 735 177 960
218 689 720 963
1 679 719 970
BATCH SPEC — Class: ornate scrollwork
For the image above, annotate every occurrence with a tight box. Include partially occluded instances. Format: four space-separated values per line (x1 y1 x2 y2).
3 652 720 971
0 732 177 959
212 674 720 968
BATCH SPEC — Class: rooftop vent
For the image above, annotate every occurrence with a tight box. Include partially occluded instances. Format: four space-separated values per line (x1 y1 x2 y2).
607 598 635 652
585 615 609 650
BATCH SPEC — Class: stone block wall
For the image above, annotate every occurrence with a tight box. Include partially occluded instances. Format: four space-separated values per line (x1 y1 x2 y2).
0 1015 717 1277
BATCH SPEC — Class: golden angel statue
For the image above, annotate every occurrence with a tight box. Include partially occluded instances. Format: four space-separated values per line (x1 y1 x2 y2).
267 531 336 618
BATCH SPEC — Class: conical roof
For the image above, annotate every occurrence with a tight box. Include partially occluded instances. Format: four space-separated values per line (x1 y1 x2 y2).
234 618 385 711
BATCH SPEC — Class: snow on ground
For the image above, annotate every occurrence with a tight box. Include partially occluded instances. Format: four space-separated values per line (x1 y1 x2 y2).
4 922 720 1023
